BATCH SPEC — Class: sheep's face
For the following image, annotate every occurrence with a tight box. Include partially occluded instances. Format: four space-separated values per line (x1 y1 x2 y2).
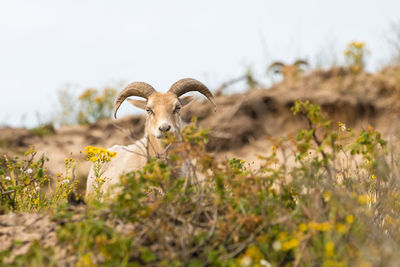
128 92 193 139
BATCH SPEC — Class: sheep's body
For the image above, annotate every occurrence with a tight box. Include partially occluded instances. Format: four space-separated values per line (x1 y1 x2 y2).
86 138 149 198
85 78 216 199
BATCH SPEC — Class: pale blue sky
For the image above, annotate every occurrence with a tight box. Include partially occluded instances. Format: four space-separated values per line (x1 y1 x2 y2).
1 0 399 127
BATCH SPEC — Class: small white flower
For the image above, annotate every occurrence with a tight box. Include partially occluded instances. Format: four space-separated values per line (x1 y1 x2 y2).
35 186 40 191
26 168 33 174
340 124 346 132
260 259 272 267
5 176 11 181
272 240 281 251
62 179 70 184
240 256 252 267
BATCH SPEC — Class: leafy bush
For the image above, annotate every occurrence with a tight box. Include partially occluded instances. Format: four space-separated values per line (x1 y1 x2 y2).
54 86 117 126
344 41 368 73
2 101 400 266
77 87 117 124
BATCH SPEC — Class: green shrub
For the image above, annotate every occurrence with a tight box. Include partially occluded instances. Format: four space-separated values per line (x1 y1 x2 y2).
54 86 118 126
77 87 117 124
0 148 76 212
344 41 368 73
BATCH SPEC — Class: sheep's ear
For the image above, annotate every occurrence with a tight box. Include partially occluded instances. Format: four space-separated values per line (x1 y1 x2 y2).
127 99 146 110
179 95 194 106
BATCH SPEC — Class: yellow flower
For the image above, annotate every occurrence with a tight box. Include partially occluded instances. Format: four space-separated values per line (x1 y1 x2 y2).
239 245 264 266
348 41 365 49
325 241 335 257
336 223 347 234
354 42 365 48
323 191 331 202
318 222 332 232
245 245 263 258
371 174 376 180
309 221 332 232
277 232 287 241
358 195 367 205
77 253 93 267
78 89 97 100
281 238 299 251
346 214 354 224
256 234 268 243
85 146 116 163
24 147 36 156
298 223 308 232
338 121 346 131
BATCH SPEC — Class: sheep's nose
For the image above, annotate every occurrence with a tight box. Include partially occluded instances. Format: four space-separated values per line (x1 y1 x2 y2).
159 124 171 132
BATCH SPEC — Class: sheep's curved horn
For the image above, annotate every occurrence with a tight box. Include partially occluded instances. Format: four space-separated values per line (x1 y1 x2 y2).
267 61 285 74
168 78 217 110
113 82 156 118
294 59 309 67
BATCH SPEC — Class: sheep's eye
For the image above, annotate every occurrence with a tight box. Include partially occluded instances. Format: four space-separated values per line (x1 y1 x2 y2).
146 108 154 115
173 106 181 113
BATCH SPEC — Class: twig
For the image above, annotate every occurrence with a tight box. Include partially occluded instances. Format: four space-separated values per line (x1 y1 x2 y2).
219 222 267 260
305 116 333 179
207 209 218 239
121 147 147 158
111 121 147 155
293 234 312 267
0 179 15 210
1 189 15 195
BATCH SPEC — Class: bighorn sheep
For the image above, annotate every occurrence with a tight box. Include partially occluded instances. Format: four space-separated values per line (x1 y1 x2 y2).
267 59 309 83
86 78 216 198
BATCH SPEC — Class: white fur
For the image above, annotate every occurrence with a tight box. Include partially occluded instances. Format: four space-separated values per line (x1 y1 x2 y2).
85 140 149 198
